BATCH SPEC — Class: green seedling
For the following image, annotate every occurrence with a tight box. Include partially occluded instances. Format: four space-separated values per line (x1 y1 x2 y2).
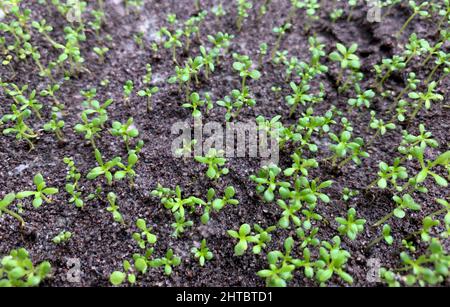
236 0 252 31
93 46 108 63
40 83 62 107
63 157 84 208
111 118 139 150
123 80 134 104
52 231 72 244
315 236 353 285
342 187 359 202
227 224 257 256
171 212 193 238
114 150 139 186
397 1 430 37
87 149 122 185
233 53 261 92
250 165 291 202
408 81 443 120
1 104 37 150
138 86 159 113
271 23 291 59
43 107 65 141
329 43 360 85
16 173 58 208
132 219 157 249
200 187 239 224
375 55 406 91
336 208 366 240
374 194 421 227
149 249 181 276
191 239 213 266
412 147 449 187
106 192 124 224
217 87 256 121
195 149 229 180
183 92 213 118
348 85 375 109
257 237 298 287
0 248 51 287
252 224 276 254
373 158 408 191
160 27 183 63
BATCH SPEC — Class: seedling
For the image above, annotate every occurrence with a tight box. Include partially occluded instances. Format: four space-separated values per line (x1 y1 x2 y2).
315 236 353 285
227 224 257 256
285 81 312 117
114 150 139 186
43 107 65 141
250 165 291 202
52 231 72 244
106 192 124 225
40 83 62 107
63 157 84 208
374 194 421 227
412 147 449 187
276 199 301 229
1 104 37 150
191 239 213 266
110 118 139 150
171 212 193 238
183 92 213 118
342 187 359 202
195 149 229 180
200 187 239 224
397 1 430 37
232 53 261 94
0 248 51 287
373 158 408 191
16 173 58 208
236 0 252 31
149 249 181 276
348 85 375 110
271 23 291 59
87 149 122 186
257 237 298 287
132 218 157 249
329 43 360 85
335 208 366 240
217 87 256 121
408 81 443 120
123 80 134 105
374 55 406 91
252 224 276 254
93 46 108 63
160 27 183 63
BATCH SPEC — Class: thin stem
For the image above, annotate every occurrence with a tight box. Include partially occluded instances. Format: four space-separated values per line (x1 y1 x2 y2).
1 208 25 227
373 210 395 228
425 64 441 85
397 12 417 38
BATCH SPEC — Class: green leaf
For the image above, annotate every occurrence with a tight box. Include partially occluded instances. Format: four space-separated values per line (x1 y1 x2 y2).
110 271 126 286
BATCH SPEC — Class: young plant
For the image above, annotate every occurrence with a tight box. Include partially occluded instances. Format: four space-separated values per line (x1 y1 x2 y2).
227 224 257 256
271 23 291 59
232 53 261 92
252 224 276 254
329 43 360 85
191 239 213 266
408 81 444 120
315 236 353 285
43 107 65 141
110 118 139 150
335 208 366 240
87 149 122 186
106 192 124 225
183 92 213 118
373 194 421 227
16 173 58 208
397 1 430 37
195 149 229 180
236 0 253 31
52 231 72 244
63 157 84 208
149 249 181 276
93 46 108 63
171 212 193 238
132 218 157 249
257 237 298 287
0 248 51 287
123 80 134 105
250 165 291 202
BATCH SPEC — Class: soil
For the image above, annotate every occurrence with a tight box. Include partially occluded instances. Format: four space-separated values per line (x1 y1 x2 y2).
0 0 448 287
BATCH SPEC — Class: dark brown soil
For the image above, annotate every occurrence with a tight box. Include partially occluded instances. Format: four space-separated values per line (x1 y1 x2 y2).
0 0 448 287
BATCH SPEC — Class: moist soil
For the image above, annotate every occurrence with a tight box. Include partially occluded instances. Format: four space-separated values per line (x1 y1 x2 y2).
0 0 448 287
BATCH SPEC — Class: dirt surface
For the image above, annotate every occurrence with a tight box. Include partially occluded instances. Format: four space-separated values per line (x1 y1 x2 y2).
0 0 448 287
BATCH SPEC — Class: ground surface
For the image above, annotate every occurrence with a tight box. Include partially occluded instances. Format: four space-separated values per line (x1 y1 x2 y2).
0 0 448 287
